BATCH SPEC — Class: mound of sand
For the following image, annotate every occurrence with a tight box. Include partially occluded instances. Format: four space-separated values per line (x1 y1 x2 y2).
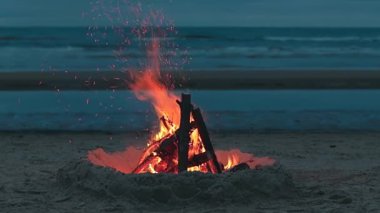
57 160 297 206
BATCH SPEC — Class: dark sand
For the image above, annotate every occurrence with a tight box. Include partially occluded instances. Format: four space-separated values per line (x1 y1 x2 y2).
1 70 380 90
1 132 379 212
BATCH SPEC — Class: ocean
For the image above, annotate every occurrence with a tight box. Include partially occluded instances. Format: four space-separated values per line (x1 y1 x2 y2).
1 27 380 71
1 27 380 132
1 90 380 132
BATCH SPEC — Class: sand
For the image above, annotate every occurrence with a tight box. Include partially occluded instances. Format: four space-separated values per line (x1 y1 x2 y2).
1 132 379 212
2 70 380 90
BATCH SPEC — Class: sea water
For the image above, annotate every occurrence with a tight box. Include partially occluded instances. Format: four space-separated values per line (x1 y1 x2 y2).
1 27 380 71
1 90 380 132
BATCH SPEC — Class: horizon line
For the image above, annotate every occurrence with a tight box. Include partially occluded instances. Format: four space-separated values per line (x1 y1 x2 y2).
1 25 380 29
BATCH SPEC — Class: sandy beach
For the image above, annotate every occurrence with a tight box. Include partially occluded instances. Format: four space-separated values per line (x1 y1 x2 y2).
2 2 380 212
1 25 380 213
1 131 379 212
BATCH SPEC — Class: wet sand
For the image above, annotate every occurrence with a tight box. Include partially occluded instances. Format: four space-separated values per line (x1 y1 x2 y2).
1 132 379 212
1 69 380 90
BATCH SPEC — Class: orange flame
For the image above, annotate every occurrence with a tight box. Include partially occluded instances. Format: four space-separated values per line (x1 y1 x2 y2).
224 154 240 170
127 38 208 173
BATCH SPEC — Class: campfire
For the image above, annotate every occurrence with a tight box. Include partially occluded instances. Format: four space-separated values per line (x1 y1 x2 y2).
88 39 275 174
132 93 244 174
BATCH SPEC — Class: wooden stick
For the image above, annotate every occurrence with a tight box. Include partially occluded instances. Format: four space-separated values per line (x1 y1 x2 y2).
192 108 222 173
132 133 177 173
160 116 171 131
177 93 192 172
132 155 160 174
187 152 210 167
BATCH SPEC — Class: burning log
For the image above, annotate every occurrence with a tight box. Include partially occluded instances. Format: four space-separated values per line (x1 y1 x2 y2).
132 119 199 174
192 108 222 173
177 93 192 172
187 152 210 168
160 116 173 131
227 163 250 173
132 155 160 174
132 133 178 174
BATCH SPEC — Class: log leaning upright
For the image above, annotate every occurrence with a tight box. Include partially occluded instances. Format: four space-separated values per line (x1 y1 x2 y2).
192 108 222 173
177 93 192 172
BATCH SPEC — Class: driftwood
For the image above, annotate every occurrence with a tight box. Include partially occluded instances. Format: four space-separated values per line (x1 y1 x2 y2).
177 94 192 172
192 108 222 173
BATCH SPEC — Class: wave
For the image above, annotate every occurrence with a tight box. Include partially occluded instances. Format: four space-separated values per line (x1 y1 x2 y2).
187 46 380 58
0 36 19 41
265 36 380 42
0 46 87 52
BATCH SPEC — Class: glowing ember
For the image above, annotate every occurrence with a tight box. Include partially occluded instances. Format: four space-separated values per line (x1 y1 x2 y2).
88 39 275 174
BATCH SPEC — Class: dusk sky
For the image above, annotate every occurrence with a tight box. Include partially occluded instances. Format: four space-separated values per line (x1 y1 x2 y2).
0 0 379 27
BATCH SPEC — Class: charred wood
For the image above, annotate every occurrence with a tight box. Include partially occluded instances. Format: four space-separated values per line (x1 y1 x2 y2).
192 108 222 173
188 152 210 168
227 163 250 173
177 93 192 172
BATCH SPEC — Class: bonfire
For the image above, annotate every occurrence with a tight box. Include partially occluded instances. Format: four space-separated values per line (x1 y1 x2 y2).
88 39 274 174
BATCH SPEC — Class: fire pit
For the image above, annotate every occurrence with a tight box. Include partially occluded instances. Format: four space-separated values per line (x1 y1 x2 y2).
57 161 296 205
58 86 294 204
55 27 295 211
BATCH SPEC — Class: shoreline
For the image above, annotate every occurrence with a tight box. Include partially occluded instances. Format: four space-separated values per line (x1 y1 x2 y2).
1 69 380 90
